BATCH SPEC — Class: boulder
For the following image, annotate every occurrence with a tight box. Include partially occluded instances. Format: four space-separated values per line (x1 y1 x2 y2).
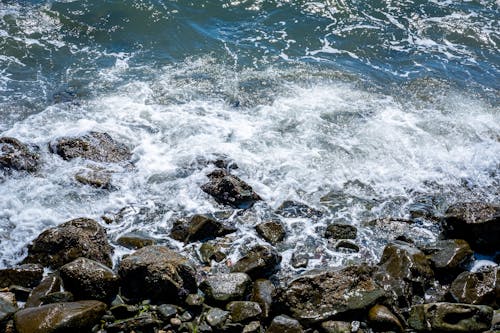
281 265 385 324
199 242 227 264
0 137 40 172
442 202 500 252
375 241 434 307
118 245 197 303
324 223 357 239
200 273 252 303
170 214 236 243
14 300 107 333
25 275 61 307
408 302 493 332
75 167 112 189
226 301 262 323
0 264 43 288
49 131 131 163
0 293 17 323
23 218 113 269
266 315 303 333
116 231 156 249
449 266 499 307
291 252 308 269
275 200 323 218
367 304 404 332
256 221 286 245
201 169 262 209
231 245 281 279
421 239 473 279
60 257 120 302
251 279 275 318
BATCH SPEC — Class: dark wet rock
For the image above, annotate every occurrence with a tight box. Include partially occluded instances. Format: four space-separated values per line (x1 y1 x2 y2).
39 291 74 304
333 239 360 253
275 200 323 218
25 275 61 308
118 245 197 303
75 167 112 189
14 300 106 333
449 266 499 307
325 223 357 239
226 301 262 323
256 220 285 245
199 242 227 264
367 304 403 332
0 293 17 323
266 315 303 333
186 293 205 308
442 202 500 252
157 304 178 321
176 214 237 243
424 282 450 304
23 218 113 269
374 241 434 307
0 137 40 173
291 252 308 269
281 265 385 324
320 321 351 333
106 313 162 333
200 273 252 303
231 245 282 279
206 307 230 328
50 131 131 163
60 257 120 302
421 239 473 279
0 264 43 288
110 304 139 319
116 231 156 249
251 279 275 318
408 302 493 332
201 169 262 209
8 285 31 302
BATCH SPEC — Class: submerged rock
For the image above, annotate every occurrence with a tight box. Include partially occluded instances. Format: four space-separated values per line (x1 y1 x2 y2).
50 131 131 163
23 218 113 269
0 137 40 173
75 167 113 189
231 245 282 279
200 273 252 303
14 300 106 333
449 266 499 307
170 214 236 243
256 220 286 245
281 265 385 324
266 315 303 333
60 257 119 302
118 245 197 303
442 202 500 253
324 223 357 239
275 200 323 218
0 264 43 288
408 302 493 332
201 169 262 208
116 231 156 249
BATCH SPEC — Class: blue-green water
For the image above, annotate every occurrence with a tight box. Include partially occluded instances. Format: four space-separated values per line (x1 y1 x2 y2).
0 0 498 270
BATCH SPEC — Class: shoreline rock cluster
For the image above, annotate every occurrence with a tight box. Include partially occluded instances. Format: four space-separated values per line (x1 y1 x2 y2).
0 133 499 333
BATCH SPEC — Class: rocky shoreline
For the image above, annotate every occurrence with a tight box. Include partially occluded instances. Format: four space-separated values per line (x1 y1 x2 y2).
0 132 499 333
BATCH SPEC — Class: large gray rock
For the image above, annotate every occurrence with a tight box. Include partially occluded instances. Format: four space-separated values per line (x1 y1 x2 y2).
266 315 303 333
0 264 43 288
449 266 499 307
231 245 282 279
421 239 473 278
408 302 493 332
60 257 120 302
442 202 500 252
14 300 107 333
23 218 113 269
200 273 252 303
281 265 385 324
50 131 131 163
0 137 40 173
201 169 262 209
118 245 197 303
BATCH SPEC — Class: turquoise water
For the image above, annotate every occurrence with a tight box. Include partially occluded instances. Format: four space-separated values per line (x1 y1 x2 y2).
0 0 498 270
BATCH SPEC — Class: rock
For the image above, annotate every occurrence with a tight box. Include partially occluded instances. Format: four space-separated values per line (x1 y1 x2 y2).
442 202 500 252
106 313 162 333
449 266 499 307
256 221 286 245
367 305 403 332
243 321 262 333
110 304 139 319
375 241 434 307
324 223 357 239
0 293 17 323
14 300 106 333
275 200 323 218
205 307 230 328
333 240 359 253
186 294 204 307
75 167 112 189
0 137 40 172
201 169 262 209
200 273 252 303
23 218 113 269
172 214 237 243
39 291 74 304
320 321 351 333
281 265 385 324
8 285 31 302
199 242 227 264
25 275 61 308
49 131 131 163
156 304 178 321
0 264 43 288
60 257 120 302
251 279 275 318
421 239 473 279
118 245 197 303
266 315 303 333
226 301 262 323
231 245 282 279
492 309 500 330
291 252 308 269
116 231 156 249
408 302 493 332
